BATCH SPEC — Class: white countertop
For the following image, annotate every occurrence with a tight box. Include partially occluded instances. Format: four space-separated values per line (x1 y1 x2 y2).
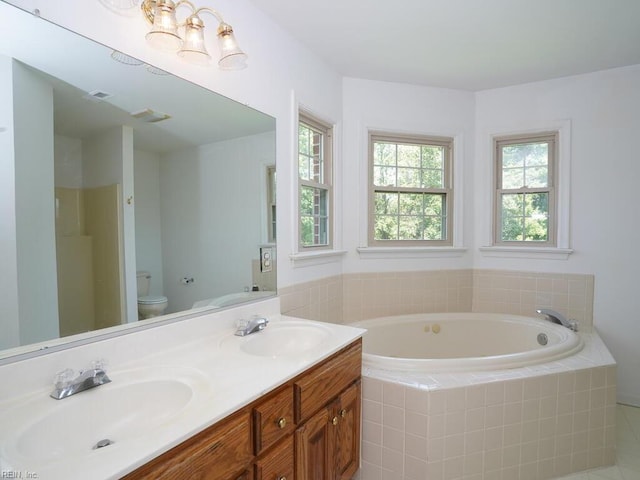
0 307 365 480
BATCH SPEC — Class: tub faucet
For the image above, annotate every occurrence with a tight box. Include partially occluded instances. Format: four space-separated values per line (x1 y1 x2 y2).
536 309 578 332
50 360 111 400
235 316 269 336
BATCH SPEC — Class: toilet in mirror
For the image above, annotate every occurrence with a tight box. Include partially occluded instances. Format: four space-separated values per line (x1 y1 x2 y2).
136 272 168 319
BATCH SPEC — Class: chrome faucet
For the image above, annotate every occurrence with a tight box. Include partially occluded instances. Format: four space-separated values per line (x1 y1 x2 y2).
235 316 269 336
536 309 578 332
50 360 111 400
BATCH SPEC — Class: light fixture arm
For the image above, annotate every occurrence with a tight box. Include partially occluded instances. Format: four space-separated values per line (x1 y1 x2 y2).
141 0 225 27
193 7 225 25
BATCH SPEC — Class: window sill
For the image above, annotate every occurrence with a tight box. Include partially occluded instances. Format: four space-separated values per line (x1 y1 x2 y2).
479 246 573 260
357 246 468 259
289 249 347 267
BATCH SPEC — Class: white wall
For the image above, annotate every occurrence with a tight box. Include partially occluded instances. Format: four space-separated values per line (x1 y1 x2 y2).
474 65 640 405
133 149 164 297
341 77 476 273
160 132 275 312
0 55 20 349
13 60 59 345
54 135 83 188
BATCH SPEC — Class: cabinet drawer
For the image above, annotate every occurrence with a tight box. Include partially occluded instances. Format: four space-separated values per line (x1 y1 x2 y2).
294 339 362 423
254 385 295 454
123 409 253 480
254 435 294 480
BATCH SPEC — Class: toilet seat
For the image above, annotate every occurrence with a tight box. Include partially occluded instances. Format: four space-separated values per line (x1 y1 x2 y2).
138 295 168 305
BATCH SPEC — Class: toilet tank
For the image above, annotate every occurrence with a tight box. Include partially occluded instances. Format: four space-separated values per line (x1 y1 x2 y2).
136 271 151 297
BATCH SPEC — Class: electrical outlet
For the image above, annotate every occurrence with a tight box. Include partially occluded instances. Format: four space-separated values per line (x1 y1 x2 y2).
260 247 272 273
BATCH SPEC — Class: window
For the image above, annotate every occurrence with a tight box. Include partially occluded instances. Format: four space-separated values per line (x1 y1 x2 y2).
298 112 332 249
266 165 276 243
369 132 453 246
494 132 557 246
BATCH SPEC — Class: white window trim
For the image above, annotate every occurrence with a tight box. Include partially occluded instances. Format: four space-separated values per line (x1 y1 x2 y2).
358 126 466 259
290 93 344 266
479 119 573 259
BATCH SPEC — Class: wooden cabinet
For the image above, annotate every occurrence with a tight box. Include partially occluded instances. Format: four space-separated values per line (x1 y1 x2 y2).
295 381 361 480
254 435 294 480
122 409 253 480
332 381 361 480
124 339 362 480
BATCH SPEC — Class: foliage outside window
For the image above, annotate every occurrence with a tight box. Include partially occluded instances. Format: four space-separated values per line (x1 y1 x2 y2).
298 112 332 249
494 132 557 245
369 132 453 246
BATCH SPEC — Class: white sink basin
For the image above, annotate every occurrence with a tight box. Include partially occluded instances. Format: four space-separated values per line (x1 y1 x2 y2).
221 320 332 358
3 366 210 465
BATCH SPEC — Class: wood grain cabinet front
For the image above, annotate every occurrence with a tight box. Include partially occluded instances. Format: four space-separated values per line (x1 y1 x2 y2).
254 385 295 455
254 435 295 480
124 339 362 480
295 381 361 480
122 409 252 480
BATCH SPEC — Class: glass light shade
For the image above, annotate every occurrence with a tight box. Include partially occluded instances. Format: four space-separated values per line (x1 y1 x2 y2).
177 14 211 66
217 23 247 70
145 0 182 51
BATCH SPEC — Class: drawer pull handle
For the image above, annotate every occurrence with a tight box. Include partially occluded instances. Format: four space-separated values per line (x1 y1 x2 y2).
339 408 347 418
277 476 287 480
332 416 338 426
277 417 287 429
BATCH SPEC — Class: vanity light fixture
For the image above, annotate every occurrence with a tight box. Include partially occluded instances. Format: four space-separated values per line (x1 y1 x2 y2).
141 0 247 69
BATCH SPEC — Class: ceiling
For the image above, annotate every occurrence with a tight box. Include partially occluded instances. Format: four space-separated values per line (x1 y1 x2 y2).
251 0 640 91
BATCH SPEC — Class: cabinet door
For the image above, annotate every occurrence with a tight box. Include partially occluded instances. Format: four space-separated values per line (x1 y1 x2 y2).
333 381 361 480
295 406 334 480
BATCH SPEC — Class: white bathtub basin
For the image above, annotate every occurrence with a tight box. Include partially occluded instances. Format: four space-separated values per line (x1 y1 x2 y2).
351 312 584 372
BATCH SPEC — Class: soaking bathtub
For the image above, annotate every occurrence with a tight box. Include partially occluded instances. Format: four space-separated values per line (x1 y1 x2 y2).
349 312 617 480
350 312 584 372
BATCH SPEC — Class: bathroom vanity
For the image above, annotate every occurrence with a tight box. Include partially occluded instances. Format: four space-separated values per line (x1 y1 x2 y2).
0 300 365 480
123 339 362 480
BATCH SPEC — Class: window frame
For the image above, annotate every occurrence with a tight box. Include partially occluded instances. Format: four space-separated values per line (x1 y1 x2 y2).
493 131 558 247
368 131 454 247
298 111 333 251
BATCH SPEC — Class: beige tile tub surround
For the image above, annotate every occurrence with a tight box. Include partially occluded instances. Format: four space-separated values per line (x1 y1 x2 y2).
472 270 594 332
358 363 617 480
280 269 594 330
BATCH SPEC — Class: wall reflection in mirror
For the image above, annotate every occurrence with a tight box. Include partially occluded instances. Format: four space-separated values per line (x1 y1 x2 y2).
0 2 276 359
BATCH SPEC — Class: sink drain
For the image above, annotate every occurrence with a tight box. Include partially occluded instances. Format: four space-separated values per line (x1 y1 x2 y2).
537 333 549 346
93 438 114 450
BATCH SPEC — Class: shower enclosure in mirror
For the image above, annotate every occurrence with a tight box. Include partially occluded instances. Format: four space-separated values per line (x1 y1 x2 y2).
0 1 276 360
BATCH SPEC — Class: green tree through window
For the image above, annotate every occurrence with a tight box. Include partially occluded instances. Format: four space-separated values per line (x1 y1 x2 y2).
495 133 557 245
369 133 453 246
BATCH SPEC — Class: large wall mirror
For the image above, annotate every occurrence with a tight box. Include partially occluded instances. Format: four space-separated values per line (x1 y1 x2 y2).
0 2 276 362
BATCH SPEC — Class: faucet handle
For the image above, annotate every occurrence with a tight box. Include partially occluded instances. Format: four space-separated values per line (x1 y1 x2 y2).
54 368 76 389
